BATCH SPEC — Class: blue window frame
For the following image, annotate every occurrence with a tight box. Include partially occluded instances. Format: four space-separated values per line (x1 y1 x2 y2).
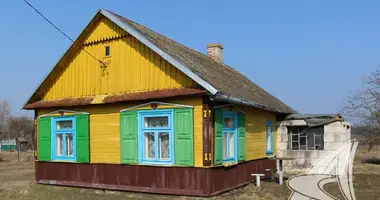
138 109 174 165
51 116 76 161
222 111 238 163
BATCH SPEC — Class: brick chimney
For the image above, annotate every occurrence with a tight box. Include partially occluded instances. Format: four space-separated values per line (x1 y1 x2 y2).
207 43 223 63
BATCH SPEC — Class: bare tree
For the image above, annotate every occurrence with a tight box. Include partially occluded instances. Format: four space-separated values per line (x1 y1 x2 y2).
8 116 34 138
342 67 380 151
8 116 34 150
0 100 10 138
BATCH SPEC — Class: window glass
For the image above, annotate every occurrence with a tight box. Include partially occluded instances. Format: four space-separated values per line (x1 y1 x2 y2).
158 132 169 159
307 134 315 150
299 136 307 150
292 142 299 150
266 126 272 151
223 133 228 158
144 116 168 128
223 117 235 128
66 134 73 156
300 129 306 136
292 134 299 141
56 134 63 156
105 46 110 56
229 132 235 157
315 134 324 150
144 132 155 159
56 120 73 130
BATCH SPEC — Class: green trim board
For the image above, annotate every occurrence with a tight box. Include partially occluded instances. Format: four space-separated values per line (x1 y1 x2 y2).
174 108 194 166
120 110 138 164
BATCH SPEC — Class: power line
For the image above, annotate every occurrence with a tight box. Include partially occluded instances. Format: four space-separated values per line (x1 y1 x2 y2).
23 0 105 66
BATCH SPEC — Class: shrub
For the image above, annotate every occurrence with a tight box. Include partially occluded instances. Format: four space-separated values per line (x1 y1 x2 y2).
363 157 380 165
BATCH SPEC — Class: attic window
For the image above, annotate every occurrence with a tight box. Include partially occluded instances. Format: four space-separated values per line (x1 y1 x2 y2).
104 46 110 57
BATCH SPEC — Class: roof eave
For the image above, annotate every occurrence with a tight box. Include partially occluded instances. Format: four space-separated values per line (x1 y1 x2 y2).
212 93 294 114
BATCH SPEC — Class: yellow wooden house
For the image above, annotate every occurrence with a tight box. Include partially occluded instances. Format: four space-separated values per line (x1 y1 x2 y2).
24 9 295 196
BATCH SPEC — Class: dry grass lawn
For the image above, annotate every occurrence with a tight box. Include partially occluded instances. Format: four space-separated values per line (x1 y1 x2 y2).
0 147 380 200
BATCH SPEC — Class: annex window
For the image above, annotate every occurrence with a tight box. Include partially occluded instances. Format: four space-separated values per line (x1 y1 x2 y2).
288 127 324 150
104 46 110 57
52 116 76 161
222 112 238 162
138 110 173 164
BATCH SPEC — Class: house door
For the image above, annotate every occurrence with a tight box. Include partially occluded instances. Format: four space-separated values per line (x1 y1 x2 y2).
265 120 274 156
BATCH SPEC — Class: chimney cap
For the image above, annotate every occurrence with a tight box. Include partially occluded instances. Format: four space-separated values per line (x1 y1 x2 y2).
207 43 224 49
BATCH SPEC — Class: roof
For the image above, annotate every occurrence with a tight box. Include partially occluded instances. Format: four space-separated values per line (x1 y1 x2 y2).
24 9 296 114
17 138 28 143
285 114 343 127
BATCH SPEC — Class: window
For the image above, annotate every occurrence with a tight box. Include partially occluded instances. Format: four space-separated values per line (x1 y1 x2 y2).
104 46 110 57
138 110 173 164
288 127 324 150
222 112 237 162
51 116 76 161
120 107 194 166
266 121 274 155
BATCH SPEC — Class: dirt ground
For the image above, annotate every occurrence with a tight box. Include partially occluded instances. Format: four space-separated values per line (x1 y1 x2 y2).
0 147 379 200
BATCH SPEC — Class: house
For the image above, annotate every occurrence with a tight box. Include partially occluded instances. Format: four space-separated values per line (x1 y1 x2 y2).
277 114 351 173
0 138 30 152
0 139 17 151
23 9 296 196
16 137 30 152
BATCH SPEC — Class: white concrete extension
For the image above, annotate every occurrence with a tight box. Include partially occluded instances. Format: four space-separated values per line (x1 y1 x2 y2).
276 120 351 174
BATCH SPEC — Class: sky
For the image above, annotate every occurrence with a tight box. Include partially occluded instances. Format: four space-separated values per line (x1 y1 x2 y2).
0 1 379 116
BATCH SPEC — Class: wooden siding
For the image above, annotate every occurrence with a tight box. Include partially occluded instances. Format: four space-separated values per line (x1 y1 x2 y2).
37 97 204 167
84 17 127 44
43 16 196 100
35 158 275 196
243 107 277 160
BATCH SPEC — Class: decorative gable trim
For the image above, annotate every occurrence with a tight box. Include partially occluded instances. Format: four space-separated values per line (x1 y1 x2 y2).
39 109 90 118
101 9 218 95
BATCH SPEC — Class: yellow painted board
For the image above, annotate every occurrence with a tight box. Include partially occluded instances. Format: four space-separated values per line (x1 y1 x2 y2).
43 16 196 101
243 107 277 160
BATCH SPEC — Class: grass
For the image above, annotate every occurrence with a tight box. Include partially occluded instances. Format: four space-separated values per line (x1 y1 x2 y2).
1 147 380 200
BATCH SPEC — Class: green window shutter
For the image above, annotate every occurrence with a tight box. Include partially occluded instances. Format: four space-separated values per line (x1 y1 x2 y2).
37 117 51 161
120 111 138 164
238 113 246 161
174 108 194 166
76 114 90 163
214 109 223 166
